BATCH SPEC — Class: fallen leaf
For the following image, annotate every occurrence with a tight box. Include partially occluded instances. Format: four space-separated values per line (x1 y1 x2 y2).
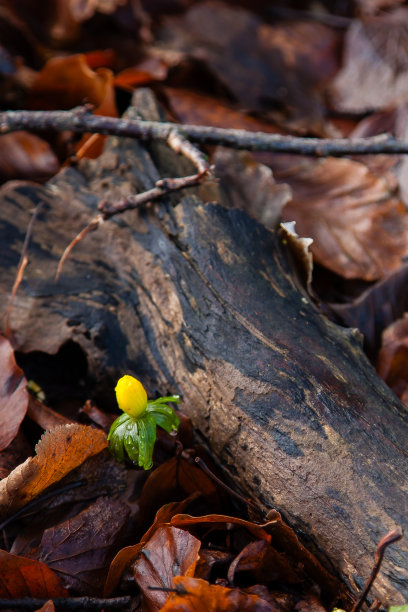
160 575 278 611
32 496 130 596
28 54 117 116
277 156 408 280
115 57 168 91
279 221 313 294
27 395 73 430
0 132 59 182
227 539 301 587
377 316 408 401
132 525 201 611
169 514 342 604
158 2 339 128
329 263 408 358
357 0 405 15
0 335 29 451
138 456 218 525
215 149 291 230
164 87 282 133
331 10 408 113
0 549 67 598
104 497 198 597
0 424 108 521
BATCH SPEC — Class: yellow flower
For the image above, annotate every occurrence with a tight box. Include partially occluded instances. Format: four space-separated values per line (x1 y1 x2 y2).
115 375 148 418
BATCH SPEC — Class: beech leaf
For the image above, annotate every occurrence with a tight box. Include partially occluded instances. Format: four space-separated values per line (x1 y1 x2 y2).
0 424 108 521
132 526 201 611
0 549 67 598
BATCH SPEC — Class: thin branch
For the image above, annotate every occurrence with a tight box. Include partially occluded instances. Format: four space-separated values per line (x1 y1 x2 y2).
0 597 131 610
6 202 44 337
1 107 408 156
351 529 403 612
56 127 210 279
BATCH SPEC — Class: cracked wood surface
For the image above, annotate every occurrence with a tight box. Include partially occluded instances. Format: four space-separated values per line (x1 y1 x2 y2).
0 90 407 604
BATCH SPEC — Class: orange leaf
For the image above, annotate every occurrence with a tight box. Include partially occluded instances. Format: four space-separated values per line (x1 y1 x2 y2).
29 54 117 116
0 549 67 598
132 526 200 611
0 335 29 451
0 424 107 521
160 576 276 611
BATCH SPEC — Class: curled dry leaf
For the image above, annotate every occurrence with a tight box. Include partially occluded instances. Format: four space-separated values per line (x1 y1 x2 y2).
329 263 408 357
132 525 201 611
0 424 107 521
34 496 130 596
104 497 198 597
0 335 29 452
168 514 342 604
0 549 67 598
331 10 408 113
160 575 278 612
28 54 117 116
280 222 313 294
158 2 339 128
278 156 408 280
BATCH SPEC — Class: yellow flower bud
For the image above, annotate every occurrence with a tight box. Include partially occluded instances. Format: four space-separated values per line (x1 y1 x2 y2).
115 375 148 418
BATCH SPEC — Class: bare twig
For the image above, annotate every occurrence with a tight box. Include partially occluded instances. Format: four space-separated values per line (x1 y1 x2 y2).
0 597 131 610
6 202 44 337
1 107 408 156
56 127 210 279
351 529 403 612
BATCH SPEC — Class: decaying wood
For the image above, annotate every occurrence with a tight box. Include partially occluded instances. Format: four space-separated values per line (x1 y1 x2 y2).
0 90 407 605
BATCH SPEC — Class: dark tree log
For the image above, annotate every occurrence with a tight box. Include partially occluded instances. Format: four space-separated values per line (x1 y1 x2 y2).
0 90 407 605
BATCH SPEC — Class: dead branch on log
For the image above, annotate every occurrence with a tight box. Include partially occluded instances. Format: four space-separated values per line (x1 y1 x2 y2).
1 106 408 156
56 128 210 279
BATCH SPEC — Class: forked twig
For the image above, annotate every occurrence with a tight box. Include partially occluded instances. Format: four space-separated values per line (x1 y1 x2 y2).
55 129 211 280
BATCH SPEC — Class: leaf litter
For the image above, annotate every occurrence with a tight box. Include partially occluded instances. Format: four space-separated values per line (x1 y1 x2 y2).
1 0 408 610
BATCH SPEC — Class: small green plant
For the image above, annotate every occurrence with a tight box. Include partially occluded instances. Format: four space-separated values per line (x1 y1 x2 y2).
108 375 180 469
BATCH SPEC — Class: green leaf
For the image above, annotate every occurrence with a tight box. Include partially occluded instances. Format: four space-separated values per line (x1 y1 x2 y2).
390 606 408 612
146 403 180 433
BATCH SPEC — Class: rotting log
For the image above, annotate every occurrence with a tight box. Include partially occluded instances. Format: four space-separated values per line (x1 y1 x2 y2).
0 90 407 605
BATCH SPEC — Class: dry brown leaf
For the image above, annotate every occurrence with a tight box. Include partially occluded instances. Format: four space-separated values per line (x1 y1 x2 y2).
0 132 59 182
278 156 408 280
104 497 198 597
0 423 107 521
33 496 130 596
132 525 201 611
160 575 278 611
28 54 117 116
0 549 67 598
331 10 408 113
158 2 339 129
0 335 29 451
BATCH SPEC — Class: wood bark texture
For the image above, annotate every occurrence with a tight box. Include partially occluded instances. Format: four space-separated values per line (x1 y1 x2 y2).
0 90 407 605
